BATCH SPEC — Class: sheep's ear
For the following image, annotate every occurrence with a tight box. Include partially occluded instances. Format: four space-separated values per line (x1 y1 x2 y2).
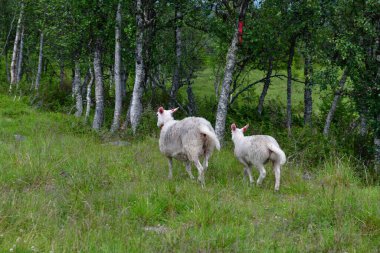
231 123 236 131
171 107 179 113
158 107 164 114
242 124 249 133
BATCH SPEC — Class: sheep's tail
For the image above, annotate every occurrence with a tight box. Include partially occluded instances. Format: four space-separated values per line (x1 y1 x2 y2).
199 125 221 151
268 143 286 165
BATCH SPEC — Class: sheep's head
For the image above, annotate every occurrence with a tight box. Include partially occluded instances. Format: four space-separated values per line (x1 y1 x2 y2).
231 123 249 138
156 107 178 128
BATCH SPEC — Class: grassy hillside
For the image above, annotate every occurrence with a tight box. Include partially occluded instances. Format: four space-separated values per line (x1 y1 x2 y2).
0 95 379 252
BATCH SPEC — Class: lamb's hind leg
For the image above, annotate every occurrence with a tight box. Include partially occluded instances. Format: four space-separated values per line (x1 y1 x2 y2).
255 163 267 186
194 159 205 187
273 162 281 191
185 161 195 180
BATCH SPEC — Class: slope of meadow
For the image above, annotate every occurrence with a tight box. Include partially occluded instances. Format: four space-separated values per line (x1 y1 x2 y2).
0 95 379 252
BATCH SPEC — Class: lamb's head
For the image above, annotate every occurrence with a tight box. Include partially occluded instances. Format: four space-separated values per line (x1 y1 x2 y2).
156 107 178 128
231 123 249 139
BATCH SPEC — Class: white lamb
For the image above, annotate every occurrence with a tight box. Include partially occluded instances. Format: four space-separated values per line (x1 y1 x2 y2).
156 107 220 186
231 123 286 191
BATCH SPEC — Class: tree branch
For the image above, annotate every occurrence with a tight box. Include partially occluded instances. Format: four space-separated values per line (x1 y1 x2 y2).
229 73 305 105
0 12 16 56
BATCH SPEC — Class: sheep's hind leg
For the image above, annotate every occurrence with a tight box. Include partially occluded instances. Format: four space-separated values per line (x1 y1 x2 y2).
240 159 254 184
194 160 205 187
185 161 195 180
244 167 254 184
274 163 281 191
167 157 173 179
202 152 210 171
256 164 267 186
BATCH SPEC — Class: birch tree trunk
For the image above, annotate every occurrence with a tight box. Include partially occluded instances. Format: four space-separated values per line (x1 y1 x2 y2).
214 0 249 143
85 68 94 122
129 0 145 134
16 26 24 85
303 53 313 126
35 32 44 91
169 5 182 107
111 2 123 132
257 56 273 115
10 3 24 91
286 37 296 134
92 41 105 130
73 61 83 117
323 69 348 136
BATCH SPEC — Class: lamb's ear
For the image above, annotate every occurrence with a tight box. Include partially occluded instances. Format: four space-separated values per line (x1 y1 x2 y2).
242 124 249 133
231 123 237 131
158 107 164 114
171 107 179 113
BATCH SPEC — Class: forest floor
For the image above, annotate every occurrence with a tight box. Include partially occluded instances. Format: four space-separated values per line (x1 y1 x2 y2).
0 95 379 252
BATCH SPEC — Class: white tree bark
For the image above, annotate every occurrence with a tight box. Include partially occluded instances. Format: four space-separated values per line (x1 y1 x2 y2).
169 6 182 107
214 0 249 143
92 41 105 130
111 2 123 132
16 25 24 85
35 31 44 90
323 69 348 136
10 3 24 91
73 61 83 117
129 0 145 134
85 68 94 122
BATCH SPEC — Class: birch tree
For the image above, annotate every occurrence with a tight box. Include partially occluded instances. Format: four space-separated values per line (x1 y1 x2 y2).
214 0 249 143
111 1 123 132
16 25 24 84
323 69 348 136
9 2 24 92
34 31 44 90
85 67 94 122
73 61 83 117
129 0 145 134
92 40 104 130
169 3 182 107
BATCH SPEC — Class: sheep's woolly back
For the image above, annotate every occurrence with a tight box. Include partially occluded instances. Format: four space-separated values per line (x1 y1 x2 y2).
159 117 219 161
232 134 286 166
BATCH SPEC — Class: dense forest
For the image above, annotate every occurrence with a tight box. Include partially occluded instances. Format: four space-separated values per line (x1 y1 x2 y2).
0 0 379 170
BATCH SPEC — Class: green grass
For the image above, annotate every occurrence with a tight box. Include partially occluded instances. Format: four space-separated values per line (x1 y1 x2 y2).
0 95 379 252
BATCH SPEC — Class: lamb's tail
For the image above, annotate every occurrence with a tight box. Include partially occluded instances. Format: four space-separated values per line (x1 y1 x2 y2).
199 125 221 151
268 143 286 165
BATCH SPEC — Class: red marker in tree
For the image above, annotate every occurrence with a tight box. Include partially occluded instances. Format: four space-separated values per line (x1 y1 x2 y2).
238 20 244 45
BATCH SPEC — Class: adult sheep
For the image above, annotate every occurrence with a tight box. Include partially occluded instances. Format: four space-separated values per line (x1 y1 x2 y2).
156 107 220 186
